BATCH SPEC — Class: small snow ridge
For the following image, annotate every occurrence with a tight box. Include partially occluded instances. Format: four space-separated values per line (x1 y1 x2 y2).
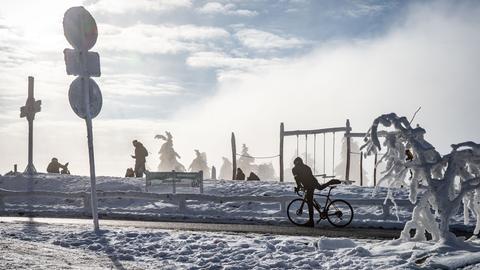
317 237 357 250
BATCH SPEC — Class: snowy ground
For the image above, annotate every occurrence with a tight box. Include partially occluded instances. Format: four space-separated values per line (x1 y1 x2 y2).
1 221 480 269
2 174 480 269
0 174 474 231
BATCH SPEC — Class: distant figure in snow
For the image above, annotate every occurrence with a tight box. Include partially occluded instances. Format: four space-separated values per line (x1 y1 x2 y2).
235 168 245 180
247 172 260 181
189 150 210 178
47 158 68 174
125 168 135 177
131 140 148 178
155 131 186 172
292 157 341 227
219 157 233 180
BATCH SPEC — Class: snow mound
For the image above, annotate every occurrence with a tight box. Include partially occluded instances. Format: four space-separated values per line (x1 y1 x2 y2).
317 237 357 250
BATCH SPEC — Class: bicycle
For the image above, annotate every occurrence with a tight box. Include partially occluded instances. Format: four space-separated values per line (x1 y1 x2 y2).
287 185 354 227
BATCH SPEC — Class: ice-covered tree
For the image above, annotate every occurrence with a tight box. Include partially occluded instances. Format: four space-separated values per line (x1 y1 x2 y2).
155 132 186 172
189 149 210 178
362 113 480 245
219 157 233 180
238 144 255 174
256 163 275 180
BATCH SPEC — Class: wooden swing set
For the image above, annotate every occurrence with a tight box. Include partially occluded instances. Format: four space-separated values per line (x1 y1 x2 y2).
279 119 378 184
230 119 379 185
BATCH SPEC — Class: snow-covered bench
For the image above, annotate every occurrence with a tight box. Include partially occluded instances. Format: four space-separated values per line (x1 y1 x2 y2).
145 171 204 194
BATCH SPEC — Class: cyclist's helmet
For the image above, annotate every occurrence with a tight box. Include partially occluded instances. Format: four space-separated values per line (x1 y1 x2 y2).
293 157 303 166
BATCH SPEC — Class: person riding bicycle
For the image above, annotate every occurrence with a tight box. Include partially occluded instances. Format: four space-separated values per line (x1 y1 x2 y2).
292 157 341 227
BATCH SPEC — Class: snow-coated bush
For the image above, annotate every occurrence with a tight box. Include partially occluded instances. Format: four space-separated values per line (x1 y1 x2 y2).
362 113 480 245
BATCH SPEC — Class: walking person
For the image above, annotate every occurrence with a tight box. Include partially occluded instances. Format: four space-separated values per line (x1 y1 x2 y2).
131 140 148 178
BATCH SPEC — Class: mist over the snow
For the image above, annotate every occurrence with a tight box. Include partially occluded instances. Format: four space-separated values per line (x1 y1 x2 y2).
1 1 480 178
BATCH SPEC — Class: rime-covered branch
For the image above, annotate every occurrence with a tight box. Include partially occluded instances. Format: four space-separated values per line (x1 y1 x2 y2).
363 113 480 245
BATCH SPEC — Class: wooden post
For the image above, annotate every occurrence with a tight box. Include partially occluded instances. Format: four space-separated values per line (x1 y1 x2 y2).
345 119 351 183
172 170 176 194
211 166 216 180
360 151 363 186
14 164 17 173
199 171 204 194
305 134 308 164
279 123 285 182
231 132 237 180
373 153 378 186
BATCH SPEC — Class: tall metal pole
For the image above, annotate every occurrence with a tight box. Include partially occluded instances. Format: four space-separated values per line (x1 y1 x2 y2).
82 48 99 232
279 123 284 182
27 78 34 171
63 6 101 233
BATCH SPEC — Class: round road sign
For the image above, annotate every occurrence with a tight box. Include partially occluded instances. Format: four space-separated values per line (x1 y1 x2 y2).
63 6 98 51
68 77 102 119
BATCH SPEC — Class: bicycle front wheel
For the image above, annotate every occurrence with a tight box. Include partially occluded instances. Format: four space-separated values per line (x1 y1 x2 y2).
287 198 310 226
326 199 354 228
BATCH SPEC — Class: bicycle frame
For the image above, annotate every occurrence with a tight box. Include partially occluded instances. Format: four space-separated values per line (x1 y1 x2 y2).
297 186 336 219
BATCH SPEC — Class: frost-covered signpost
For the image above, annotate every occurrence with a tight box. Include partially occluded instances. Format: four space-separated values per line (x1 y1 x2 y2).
362 113 480 246
20 76 41 175
63 6 102 233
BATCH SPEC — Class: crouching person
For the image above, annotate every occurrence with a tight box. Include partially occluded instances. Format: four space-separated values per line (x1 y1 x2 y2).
47 158 68 174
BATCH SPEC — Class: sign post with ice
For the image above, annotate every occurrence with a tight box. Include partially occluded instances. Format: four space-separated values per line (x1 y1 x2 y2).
63 6 102 233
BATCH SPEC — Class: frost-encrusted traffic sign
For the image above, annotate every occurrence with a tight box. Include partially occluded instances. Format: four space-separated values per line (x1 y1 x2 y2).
63 6 102 233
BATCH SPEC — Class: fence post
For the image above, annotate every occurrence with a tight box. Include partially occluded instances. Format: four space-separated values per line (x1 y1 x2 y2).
280 200 287 214
0 195 5 210
211 166 216 180
172 170 176 194
360 151 363 186
345 119 351 183
83 193 91 215
381 203 391 219
231 132 237 180
178 195 186 212
199 171 204 194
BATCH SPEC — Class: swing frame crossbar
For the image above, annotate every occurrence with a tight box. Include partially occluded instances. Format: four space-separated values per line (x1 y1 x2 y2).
279 120 353 183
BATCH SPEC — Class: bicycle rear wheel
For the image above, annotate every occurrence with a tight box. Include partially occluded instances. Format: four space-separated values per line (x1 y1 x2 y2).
287 198 310 226
326 199 354 227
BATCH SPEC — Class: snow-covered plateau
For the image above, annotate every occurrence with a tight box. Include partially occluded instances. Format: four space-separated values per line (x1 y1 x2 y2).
0 173 473 230
1 173 480 269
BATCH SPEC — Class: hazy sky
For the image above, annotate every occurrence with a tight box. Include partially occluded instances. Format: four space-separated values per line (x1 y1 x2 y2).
1 0 479 179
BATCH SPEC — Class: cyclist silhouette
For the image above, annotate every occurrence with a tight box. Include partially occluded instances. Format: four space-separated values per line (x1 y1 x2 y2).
292 157 340 227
